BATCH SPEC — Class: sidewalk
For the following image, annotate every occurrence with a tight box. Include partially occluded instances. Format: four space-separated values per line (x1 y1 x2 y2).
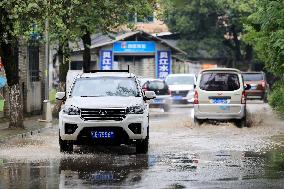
0 115 57 142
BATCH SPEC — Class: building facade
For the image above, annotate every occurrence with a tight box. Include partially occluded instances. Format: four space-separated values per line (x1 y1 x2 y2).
70 31 186 79
0 40 47 118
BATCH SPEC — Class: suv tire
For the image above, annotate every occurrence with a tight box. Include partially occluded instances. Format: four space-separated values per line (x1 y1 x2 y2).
59 134 73 153
136 126 149 154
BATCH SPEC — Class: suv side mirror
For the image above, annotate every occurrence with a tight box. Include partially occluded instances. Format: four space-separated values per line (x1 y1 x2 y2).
245 84 251 90
56 92 66 100
144 91 156 100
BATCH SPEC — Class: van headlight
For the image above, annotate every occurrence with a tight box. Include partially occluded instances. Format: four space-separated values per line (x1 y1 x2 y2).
127 106 144 114
63 105 80 115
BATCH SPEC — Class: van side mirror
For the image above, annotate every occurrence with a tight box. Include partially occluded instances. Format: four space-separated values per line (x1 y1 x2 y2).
245 84 251 90
56 92 66 100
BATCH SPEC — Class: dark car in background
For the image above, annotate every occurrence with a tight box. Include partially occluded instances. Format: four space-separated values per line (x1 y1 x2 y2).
142 79 171 112
242 72 269 102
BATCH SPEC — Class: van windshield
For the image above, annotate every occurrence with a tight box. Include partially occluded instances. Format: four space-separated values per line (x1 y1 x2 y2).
71 77 140 97
166 76 195 85
200 72 240 91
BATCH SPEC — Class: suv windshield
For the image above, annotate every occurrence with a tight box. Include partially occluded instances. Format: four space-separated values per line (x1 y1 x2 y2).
166 76 195 85
243 73 263 81
71 77 139 97
200 72 240 91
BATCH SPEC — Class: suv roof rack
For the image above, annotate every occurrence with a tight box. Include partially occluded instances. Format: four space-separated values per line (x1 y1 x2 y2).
85 65 130 73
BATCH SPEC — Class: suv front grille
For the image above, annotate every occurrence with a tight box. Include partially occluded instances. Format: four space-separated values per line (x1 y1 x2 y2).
171 90 189 97
80 108 126 121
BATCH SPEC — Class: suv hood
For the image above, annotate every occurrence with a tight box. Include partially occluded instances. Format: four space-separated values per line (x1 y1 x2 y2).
169 85 194 91
65 96 143 109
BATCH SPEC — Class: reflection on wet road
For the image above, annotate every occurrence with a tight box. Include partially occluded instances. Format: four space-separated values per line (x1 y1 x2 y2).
0 102 284 188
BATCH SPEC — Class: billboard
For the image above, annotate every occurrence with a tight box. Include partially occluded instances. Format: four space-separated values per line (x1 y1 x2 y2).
157 51 171 79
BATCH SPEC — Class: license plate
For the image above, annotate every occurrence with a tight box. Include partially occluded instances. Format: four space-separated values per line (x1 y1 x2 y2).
212 98 228 104
154 99 163 103
250 86 257 90
219 105 230 111
91 131 115 139
173 96 182 100
91 172 114 181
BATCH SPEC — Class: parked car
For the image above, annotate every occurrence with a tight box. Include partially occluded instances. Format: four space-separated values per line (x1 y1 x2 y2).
56 71 156 153
165 74 196 104
141 79 171 112
242 72 269 102
194 68 250 127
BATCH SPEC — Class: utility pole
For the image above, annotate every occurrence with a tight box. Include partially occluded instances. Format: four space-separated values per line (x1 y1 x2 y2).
42 15 52 122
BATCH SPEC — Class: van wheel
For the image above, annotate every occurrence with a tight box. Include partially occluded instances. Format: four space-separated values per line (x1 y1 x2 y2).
163 105 170 112
59 134 73 153
235 117 246 128
194 117 202 126
136 127 149 154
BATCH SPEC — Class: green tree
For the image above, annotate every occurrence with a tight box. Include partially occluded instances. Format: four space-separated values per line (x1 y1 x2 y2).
161 0 255 68
244 0 284 116
0 1 47 128
0 0 155 127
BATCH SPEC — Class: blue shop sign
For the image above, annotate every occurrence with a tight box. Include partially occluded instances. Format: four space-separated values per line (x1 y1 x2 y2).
100 50 113 70
157 51 171 79
113 41 156 53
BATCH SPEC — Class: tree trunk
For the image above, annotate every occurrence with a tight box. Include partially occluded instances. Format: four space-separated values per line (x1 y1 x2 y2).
8 84 24 128
82 30 91 72
245 45 253 71
0 41 24 128
52 42 69 117
231 25 242 67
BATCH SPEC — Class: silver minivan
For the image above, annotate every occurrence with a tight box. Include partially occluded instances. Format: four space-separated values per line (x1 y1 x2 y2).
194 68 249 127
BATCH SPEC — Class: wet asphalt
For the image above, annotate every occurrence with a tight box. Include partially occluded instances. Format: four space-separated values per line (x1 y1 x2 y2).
0 101 284 189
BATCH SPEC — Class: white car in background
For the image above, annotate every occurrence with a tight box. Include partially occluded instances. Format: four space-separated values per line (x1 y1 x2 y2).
165 74 196 104
56 71 156 153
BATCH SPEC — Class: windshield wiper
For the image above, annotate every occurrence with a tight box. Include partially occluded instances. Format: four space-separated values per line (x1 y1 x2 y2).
80 95 101 97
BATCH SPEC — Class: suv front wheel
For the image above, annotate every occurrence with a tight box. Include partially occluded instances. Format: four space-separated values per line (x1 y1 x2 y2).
59 133 73 153
136 126 149 154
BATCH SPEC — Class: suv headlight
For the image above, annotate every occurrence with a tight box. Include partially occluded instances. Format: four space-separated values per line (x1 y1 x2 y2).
127 106 144 114
63 105 80 115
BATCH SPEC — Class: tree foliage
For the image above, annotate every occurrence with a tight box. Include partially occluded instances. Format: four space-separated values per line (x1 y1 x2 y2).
244 0 284 76
161 0 256 64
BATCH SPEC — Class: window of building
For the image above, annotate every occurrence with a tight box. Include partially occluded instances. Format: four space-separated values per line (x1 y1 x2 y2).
28 45 40 82
128 12 155 23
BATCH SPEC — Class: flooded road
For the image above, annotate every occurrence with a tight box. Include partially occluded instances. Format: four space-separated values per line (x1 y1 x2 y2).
0 102 284 189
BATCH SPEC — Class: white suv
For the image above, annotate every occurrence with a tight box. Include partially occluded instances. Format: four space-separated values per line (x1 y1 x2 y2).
56 71 156 153
194 68 249 127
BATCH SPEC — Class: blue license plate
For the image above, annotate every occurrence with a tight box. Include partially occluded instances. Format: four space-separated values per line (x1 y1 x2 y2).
154 99 162 103
250 86 257 90
173 96 182 100
212 98 228 104
91 131 115 139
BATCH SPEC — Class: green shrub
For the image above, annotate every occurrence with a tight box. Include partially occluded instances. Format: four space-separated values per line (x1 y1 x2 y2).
269 82 284 118
49 88 57 104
